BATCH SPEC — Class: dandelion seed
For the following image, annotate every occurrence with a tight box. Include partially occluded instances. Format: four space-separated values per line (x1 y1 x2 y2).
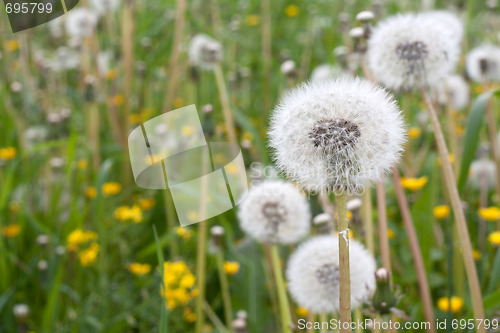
269 77 406 193
238 180 311 244
367 13 459 91
286 235 376 314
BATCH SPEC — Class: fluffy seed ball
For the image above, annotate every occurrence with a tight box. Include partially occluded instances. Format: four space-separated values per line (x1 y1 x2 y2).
188 34 223 70
367 13 460 91
434 75 470 110
286 235 376 314
420 11 464 45
268 77 406 192
65 8 98 39
466 45 500 82
238 180 311 244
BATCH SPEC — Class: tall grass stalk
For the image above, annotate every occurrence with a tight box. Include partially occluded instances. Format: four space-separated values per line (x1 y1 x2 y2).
376 182 391 271
422 90 485 331
391 166 436 333
270 244 292 333
215 249 234 331
361 188 374 253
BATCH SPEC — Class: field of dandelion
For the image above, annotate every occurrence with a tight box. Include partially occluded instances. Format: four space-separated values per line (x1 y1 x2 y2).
3 0 500 332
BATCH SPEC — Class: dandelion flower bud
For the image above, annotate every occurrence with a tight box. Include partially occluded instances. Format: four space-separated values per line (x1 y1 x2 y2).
466 45 500 82
210 225 225 247
347 198 363 211
269 77 406 193
13 304 30 321
356 11 375 23
238 180 311 244
349 27 364 39
36 234 50 246
286 235 376 313
188 34 223 70
375 267 390 282
434 75 470 110
313 213 333 225
367 13 459 91
280 60 296 76
372 268 397 314
65 8 98 38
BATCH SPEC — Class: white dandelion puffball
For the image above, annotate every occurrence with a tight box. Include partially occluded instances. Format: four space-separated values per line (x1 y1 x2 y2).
65 8 98 38
435 75 470 110
466 45 500 82
310 64 350 82
90 0 120 16
420 11 464 45
238 180 311 244
469 159 496 189
188 34 223 70
286 235 376 314
268 77 406 193
367 13 460 91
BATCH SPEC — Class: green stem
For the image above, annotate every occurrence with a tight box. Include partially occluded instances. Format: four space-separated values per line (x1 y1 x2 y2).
216 250 234 331
195 220 208 333
164 190 178 258
320 312 328 333
361 188 374 254
336 192 352 333
270 244 292 333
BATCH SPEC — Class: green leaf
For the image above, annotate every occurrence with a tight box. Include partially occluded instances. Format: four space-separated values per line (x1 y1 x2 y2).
457 91 500 193
486 247 500 294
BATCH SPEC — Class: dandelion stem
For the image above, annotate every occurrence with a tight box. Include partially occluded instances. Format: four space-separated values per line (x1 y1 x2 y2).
195 220 207 333
216 250 234 331
320 312 328 333
214 64 238 153
422 89 486 331
336 192 352 333
391 166 436 333
270 244 292 333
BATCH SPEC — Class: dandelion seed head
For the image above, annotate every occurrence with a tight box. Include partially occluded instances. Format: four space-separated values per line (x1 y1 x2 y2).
286 235 376 313
238 180 311 244
65 8 98 39
90 0 120 15
469 159 496 189
268 77 406 193
367 13 459 90
310 64 350 82
434 75 470 110
188 34 223 70
466 45 500 82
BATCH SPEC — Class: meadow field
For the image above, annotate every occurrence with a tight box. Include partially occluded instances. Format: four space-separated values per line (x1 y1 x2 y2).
1 0 500 332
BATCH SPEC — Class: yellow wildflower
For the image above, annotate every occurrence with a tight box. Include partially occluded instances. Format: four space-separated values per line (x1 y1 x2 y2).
175 227 193 240
102 182 121 196
246 14 260 26
225 163 239 175
78 242 99 267
139 198 155 210
184 308 196 322
109 94 124 107
114 205 143 223
173 97 184 109
77 159 88 170
285 4 299 17
473 250 482 261
162 261 197 309
1 224 21 238
85 186 97 199
401 176 428 191
106 69 118 80
433 205 450 220
67 229 98 251
180 273 196 289
127 263 151 275
478 207 500 221
0 147 17 160
488 231 500 245
455 126 465 136
437 296 464 313
129 113 142 124
408 127 422 139
6 40 19 52
387 229 395 239
223 261 240 275
296 307 309 317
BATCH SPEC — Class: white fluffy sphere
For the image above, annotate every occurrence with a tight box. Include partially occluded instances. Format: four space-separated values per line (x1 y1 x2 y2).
65 8 98 38
434 75 470 110
90 0 120 15
367 13 460 91
469 159 497 189
188 34 223 70
466 45 500 82
286 235 376 314
238 180 311 244
268 77 406 193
